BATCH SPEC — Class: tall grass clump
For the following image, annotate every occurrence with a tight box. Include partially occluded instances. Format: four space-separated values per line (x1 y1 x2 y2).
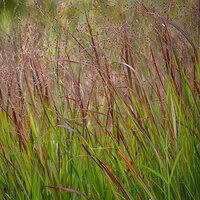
0 1 199 199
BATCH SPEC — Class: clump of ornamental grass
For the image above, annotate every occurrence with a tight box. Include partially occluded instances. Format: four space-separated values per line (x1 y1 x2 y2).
0 1 199 200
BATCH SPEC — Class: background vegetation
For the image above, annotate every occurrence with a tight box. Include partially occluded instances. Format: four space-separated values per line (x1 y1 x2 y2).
0 0 199 199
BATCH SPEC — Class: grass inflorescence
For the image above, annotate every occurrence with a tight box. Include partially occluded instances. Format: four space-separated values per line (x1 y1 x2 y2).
0 1 199 199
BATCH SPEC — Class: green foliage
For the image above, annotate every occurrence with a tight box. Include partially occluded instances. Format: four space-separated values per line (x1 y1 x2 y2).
0 0 26 15
0 0 199 199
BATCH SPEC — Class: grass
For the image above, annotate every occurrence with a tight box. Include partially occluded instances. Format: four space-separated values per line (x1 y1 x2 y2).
0 1 199 199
